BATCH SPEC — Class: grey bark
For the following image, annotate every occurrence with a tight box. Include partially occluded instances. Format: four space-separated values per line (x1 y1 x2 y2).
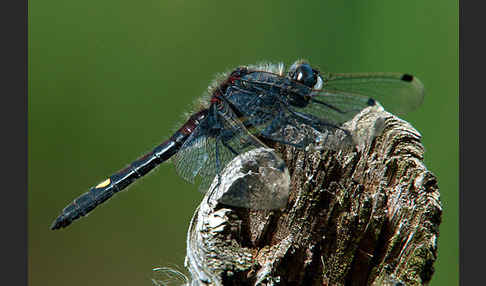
183 105 442 286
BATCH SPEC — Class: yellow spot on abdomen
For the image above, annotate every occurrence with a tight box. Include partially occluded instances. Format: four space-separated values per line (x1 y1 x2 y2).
95 178 111 188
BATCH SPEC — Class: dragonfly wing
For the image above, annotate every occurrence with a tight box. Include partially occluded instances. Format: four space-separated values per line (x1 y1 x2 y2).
172 126 210 184
225 76 354 151
173 103 278 194
224 82 322 149
316 72 425 116
286 73 424 150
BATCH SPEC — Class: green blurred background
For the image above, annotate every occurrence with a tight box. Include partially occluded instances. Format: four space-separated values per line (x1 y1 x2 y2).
29 1 458 285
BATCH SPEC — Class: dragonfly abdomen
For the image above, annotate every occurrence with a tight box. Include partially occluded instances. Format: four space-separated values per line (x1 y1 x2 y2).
51 109 209 230
50 144 172 230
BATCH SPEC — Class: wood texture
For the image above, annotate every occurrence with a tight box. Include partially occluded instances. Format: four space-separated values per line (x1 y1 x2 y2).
184 105 441 286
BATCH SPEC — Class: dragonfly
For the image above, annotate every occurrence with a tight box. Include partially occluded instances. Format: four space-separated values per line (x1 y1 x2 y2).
51 60 424 230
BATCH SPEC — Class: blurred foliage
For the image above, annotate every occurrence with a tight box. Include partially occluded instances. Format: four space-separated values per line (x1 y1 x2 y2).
29 1 457 285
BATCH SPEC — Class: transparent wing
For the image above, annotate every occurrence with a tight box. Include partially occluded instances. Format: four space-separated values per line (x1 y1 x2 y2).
311 72 425 119
225 80 353 151
172 127 210 185
172 103 273 194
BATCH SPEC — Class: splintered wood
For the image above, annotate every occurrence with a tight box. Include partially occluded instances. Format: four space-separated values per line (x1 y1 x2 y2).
185 105 441 286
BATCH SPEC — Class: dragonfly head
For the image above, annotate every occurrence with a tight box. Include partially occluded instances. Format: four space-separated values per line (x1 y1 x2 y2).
288 61 323 90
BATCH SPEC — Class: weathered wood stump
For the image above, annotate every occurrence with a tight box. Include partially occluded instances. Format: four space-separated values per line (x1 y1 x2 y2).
184 105 441 286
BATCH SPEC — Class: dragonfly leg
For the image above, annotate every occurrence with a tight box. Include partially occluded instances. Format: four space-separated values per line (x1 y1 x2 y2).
259 115 308 148
220 133 239 156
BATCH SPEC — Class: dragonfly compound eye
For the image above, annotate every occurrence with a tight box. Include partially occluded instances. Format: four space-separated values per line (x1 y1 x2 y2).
290 63 318 88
